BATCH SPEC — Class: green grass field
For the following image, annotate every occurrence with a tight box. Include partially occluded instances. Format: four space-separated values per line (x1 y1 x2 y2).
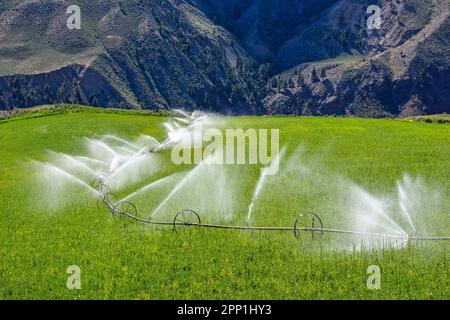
0 106 449 299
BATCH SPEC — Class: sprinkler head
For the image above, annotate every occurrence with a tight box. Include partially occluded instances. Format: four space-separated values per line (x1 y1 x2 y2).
294 212 324 240
149 146 162 153
402 233 410 246
92 173 108 189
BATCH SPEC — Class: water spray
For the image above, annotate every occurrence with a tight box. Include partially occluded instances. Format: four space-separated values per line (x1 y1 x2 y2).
34 110 450 245
94 176 450 243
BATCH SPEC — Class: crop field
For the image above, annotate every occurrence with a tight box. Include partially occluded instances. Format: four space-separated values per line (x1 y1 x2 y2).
0 106 449 299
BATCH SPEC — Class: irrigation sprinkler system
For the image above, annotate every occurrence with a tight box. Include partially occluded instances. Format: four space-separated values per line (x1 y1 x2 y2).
93 175 450 243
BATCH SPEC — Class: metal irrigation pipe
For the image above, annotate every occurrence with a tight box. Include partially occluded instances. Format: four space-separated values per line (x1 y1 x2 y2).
95 181 450 242
409 236 450 241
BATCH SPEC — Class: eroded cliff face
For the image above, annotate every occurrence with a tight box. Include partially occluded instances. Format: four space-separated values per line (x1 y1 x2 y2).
0 0 264 113
263 0 450 117
0 0 449 117
0 64 129 110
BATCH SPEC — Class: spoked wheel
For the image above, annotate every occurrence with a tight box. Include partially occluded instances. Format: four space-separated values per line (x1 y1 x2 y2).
98 184 116 202
96 183 113 210
294 212 324 240
113 201 137 219
97 195 106 210
98 185 118 215
97 183 111 198
173 209 202 232
92 174 108 190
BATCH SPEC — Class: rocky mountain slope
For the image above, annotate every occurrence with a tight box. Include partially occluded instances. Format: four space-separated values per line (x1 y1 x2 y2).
263 0 450 116
0 0 266 114
0 0 449 117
